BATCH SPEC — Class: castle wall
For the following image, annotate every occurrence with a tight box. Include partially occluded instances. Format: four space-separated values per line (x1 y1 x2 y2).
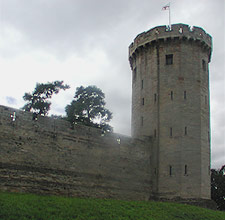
0 105 152 200
0 24 213 203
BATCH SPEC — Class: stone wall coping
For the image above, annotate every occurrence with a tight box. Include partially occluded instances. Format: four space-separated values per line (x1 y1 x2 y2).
0 104 149 145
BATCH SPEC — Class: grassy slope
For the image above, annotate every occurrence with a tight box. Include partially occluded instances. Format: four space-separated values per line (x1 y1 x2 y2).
0 192 224 220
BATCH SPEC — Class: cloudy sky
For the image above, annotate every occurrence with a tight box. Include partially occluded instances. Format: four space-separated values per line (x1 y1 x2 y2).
0 0 224 169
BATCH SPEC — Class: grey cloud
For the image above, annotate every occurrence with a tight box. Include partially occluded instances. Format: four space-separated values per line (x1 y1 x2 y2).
1 0 163 59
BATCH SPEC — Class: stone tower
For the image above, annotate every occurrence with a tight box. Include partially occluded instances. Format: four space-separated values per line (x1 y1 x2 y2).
129 24 212 199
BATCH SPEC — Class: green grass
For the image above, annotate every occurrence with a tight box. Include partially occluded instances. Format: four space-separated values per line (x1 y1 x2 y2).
0 192 224 220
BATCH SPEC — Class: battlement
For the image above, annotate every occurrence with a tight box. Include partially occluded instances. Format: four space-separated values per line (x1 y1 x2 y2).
129 23 212 60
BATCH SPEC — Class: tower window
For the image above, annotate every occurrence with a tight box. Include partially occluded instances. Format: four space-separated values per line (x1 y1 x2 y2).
166 54 173 65
185 165 188 175
142 98 145 105
169 165 172 176
141 80 144 89
171 91 173 100
202 59 206 71
170 127 173 137
133 67 137 82
154 93 157 103
184 91 187 100
154 129 157 138
185 126 187 135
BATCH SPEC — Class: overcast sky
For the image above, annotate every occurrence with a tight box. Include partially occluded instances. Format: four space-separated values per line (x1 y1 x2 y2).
0 0 224 169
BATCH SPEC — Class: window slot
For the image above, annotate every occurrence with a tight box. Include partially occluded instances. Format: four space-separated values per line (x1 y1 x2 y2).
202 59 206 71
169 165 172 176
185 126 187 135
184 91 187 100
170 127 173 137
133 67 137 82
154 94 157 103
171 91 173 100
166 54 173 65
185 165 187 175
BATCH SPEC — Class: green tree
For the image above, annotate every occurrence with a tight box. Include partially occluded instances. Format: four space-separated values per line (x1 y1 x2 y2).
211 165 225 211
65 85 113 132
22 81 70 117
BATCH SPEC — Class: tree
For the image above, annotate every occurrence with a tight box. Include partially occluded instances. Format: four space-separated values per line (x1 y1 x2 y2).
65 85 113 132
211 165 225 211
22 81 70 117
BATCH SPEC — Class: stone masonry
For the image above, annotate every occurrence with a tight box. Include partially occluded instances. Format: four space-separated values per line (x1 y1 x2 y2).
0 24 213 205
0 105 151 200
129 23 212 199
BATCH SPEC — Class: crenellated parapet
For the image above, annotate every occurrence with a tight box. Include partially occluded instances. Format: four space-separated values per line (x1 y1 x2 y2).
129 23 212 65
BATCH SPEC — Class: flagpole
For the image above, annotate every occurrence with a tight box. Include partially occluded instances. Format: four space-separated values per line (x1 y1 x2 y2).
169 2 171 29
162 3 171 29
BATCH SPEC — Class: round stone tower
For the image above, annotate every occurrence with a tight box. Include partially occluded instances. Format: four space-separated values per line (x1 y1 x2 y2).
129 24 212 200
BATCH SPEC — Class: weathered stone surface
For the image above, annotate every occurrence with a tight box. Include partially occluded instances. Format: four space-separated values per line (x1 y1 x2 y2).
129 23 212 200
0 24 213 208
0 105 152 200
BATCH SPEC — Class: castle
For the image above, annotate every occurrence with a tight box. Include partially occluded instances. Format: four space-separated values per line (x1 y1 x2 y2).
0 24 213 207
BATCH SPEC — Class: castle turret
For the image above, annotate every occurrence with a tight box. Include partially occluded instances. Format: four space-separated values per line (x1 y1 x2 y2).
129 24 212 200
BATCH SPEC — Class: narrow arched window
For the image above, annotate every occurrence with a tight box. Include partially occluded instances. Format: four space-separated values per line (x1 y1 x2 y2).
184 91 187 100
170 127 173 137
154 129 157 138
185 126 187 135
202 59 206 71
133 67 137 82
185 165 187 175
171 91 173 100
169 165 172 176
154 93 157 103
